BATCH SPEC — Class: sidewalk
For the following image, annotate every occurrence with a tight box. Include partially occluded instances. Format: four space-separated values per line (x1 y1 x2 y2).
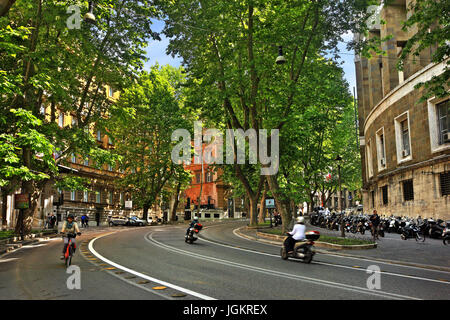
0 223 129 256
236 225 450 272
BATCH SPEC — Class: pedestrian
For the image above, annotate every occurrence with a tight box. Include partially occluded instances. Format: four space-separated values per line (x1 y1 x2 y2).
50 213 56 229
81 214 86 228
84 214 89 228
370 209 380 241
45 213 51 229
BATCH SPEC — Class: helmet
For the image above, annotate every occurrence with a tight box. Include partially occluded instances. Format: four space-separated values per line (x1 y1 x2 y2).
296 216 304 224
193 216 199 220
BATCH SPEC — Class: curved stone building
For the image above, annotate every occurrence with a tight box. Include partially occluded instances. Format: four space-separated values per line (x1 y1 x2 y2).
355 1 449 219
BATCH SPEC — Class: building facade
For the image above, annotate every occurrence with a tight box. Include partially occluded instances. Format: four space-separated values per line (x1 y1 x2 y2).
1 86 137 229
355 1 449 219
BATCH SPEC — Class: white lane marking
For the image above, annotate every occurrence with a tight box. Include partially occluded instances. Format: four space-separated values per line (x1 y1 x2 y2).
198 236 450 285
231 227 450 275
146 232 420 300
88 232 216 300
0 258 19 263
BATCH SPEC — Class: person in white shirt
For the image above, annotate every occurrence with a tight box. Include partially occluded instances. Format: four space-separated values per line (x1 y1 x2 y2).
285 216 306 254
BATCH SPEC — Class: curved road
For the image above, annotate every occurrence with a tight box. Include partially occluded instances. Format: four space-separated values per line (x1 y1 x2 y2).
1 220 449 300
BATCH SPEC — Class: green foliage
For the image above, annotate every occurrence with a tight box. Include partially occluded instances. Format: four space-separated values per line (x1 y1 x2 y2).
109 65 192 210
396 0 449 101
54 176 89 192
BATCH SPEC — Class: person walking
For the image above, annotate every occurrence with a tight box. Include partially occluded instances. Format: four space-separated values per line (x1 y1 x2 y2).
370 209 381 241
50 213 56 229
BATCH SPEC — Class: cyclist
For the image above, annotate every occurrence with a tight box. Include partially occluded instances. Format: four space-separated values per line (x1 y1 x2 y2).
60 214 81 260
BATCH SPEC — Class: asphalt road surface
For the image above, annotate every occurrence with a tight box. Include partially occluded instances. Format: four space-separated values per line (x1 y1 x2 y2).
0 220 449 300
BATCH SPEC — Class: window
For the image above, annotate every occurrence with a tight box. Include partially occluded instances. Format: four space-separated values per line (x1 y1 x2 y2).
40 104 45 115
84 157 89 166
71 153 76 163
427 98 450 153
437 100 450 145
108 135 113 145
371 190 375 208
108 163 113 171
83 191 88 202
196 173 201 183
109 191 113 204
395 112 412 163
402 180 414 201
70 190 76 201
376 128 386 171
380 62 384 97
381 185 388 205
206 172 212 183
401 119 410 156
109 87 113 97
58 112 64 127
366 139 374 178
96 191 101 203
440 172 450 196
97 130 102 141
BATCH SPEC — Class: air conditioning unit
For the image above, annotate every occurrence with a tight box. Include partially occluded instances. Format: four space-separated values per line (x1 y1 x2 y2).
380 158 386 166
443 132 450 143
402 149 410 157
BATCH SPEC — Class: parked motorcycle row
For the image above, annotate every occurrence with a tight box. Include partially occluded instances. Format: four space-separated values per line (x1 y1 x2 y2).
310 210 450 244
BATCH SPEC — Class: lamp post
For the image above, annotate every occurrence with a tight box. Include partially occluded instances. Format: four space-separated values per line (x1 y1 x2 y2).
84 1 96 24
335 155 345 238
275 46 286 65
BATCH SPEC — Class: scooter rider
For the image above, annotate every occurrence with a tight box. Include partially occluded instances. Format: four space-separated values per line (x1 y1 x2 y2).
285 216 306 254
186 216 199 236
60 214 81 260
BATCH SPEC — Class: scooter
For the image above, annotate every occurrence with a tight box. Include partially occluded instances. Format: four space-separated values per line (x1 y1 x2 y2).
280 231 320 264
443 224 450 245
400 222 425 242
185 223 203 244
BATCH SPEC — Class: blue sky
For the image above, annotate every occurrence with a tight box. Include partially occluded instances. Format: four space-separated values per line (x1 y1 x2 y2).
144 19 357 95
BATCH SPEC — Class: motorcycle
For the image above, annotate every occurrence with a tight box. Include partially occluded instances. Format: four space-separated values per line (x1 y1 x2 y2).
443 223 450 245
400 222 425 242
280 231 320 264
429 219 445 239
274 215 282 227
185 223 203 244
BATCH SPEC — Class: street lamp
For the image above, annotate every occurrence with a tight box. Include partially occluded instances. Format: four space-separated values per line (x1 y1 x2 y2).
275 46 286 65
84 1 96 24
335 155 345 238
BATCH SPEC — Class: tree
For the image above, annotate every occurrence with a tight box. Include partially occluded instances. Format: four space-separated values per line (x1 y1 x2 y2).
156 0 377 232
396 0 449 101
0 0 158 234
109 66 191 220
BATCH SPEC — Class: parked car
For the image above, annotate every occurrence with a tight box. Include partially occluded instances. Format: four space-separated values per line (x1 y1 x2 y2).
109 215 128 226
126 216 147 226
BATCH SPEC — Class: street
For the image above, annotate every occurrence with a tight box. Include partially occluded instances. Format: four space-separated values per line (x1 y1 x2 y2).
1 220 449 300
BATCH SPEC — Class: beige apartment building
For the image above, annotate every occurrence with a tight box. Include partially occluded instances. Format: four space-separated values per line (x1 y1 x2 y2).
355 1 449 220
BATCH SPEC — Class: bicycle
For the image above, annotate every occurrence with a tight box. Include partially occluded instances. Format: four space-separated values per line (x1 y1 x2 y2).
61 232 81 268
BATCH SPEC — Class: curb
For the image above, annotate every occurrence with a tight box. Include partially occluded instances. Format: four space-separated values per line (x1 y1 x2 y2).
235 227 450 273
0 232 60 255
255 231 378 250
